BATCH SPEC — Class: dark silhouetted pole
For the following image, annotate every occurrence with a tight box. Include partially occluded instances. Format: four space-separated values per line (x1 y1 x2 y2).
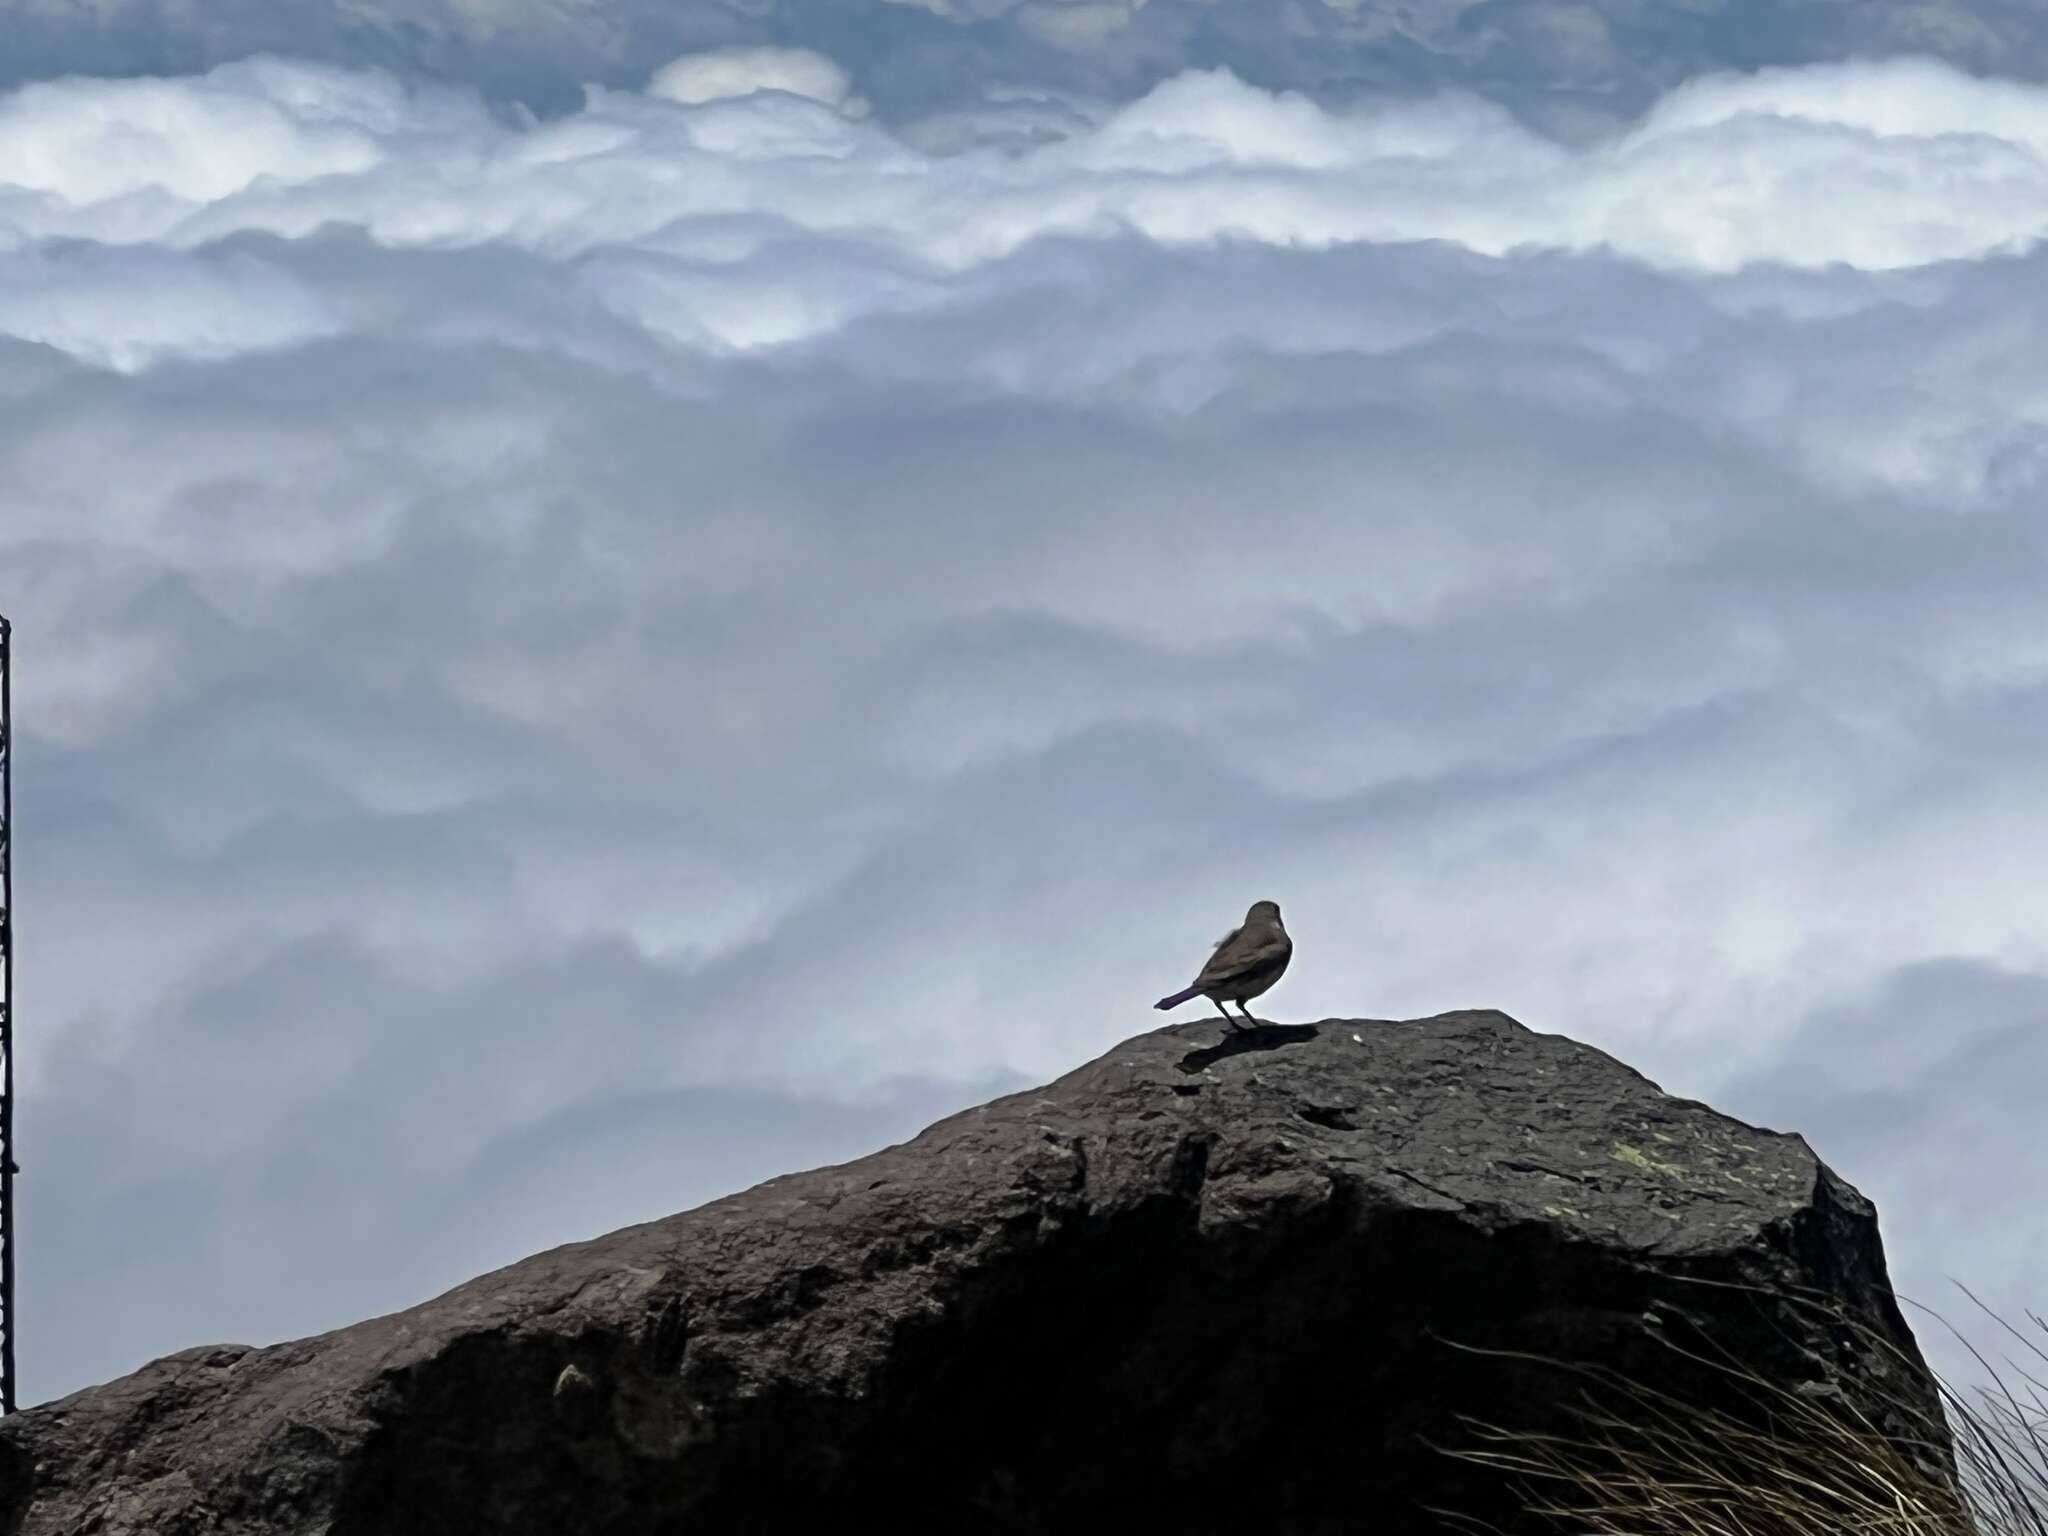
2 613 16 1412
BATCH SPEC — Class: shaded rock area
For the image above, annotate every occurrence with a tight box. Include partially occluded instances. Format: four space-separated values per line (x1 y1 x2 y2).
0 1010 1944 1535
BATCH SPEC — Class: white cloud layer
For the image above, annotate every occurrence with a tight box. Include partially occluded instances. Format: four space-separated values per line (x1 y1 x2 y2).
4 49 2048 1400
9 57 2048 282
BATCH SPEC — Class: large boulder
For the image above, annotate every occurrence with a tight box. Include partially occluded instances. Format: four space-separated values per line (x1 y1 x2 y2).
0 1010 1943 1534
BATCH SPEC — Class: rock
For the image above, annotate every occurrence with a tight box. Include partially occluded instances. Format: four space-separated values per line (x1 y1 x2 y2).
0 1011 1945 1535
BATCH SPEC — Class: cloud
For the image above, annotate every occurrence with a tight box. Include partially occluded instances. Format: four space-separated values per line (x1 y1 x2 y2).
1718 960 2048 1384
7 51 2048 1402
9 0 2048 135
0 63 393 203
29 921 1023 1390
646 45 869 116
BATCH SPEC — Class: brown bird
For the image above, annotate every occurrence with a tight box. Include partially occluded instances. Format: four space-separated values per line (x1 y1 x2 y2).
1154 899 1292 1030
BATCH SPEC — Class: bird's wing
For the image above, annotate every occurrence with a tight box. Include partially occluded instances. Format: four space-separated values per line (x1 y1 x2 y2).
1194 927 1291 987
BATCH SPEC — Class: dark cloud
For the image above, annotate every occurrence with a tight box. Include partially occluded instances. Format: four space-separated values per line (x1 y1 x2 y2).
9 0 2048 128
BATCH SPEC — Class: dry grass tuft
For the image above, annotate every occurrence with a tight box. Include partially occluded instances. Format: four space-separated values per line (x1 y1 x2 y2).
1444 1288 2048 1536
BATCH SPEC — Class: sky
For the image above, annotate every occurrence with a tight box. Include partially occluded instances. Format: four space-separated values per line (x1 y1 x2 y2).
3 0 2048 1408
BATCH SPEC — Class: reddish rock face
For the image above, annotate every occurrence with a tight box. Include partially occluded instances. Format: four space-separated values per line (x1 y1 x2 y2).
0 1010 1945 1536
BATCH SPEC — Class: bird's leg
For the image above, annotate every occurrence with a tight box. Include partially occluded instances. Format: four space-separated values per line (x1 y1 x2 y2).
1211 998 1242 1033
1235 1000 1260 1028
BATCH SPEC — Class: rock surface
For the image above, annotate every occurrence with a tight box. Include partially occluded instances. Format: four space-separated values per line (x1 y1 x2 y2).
0 1010 1942 1535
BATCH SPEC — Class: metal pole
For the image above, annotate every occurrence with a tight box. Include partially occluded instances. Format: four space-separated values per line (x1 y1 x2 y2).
1 612 15 1413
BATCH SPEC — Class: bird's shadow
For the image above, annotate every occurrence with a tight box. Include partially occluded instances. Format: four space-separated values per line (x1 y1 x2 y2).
1177 1022 1319 1075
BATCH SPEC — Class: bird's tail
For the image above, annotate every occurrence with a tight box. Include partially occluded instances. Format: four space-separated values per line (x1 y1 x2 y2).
1155 985 1201 1010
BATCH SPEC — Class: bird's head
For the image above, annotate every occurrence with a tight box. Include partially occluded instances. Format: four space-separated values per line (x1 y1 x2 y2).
1247 899 1282 925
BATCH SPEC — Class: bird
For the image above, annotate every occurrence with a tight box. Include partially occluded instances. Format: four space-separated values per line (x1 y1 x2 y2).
1154 899 1292 1030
